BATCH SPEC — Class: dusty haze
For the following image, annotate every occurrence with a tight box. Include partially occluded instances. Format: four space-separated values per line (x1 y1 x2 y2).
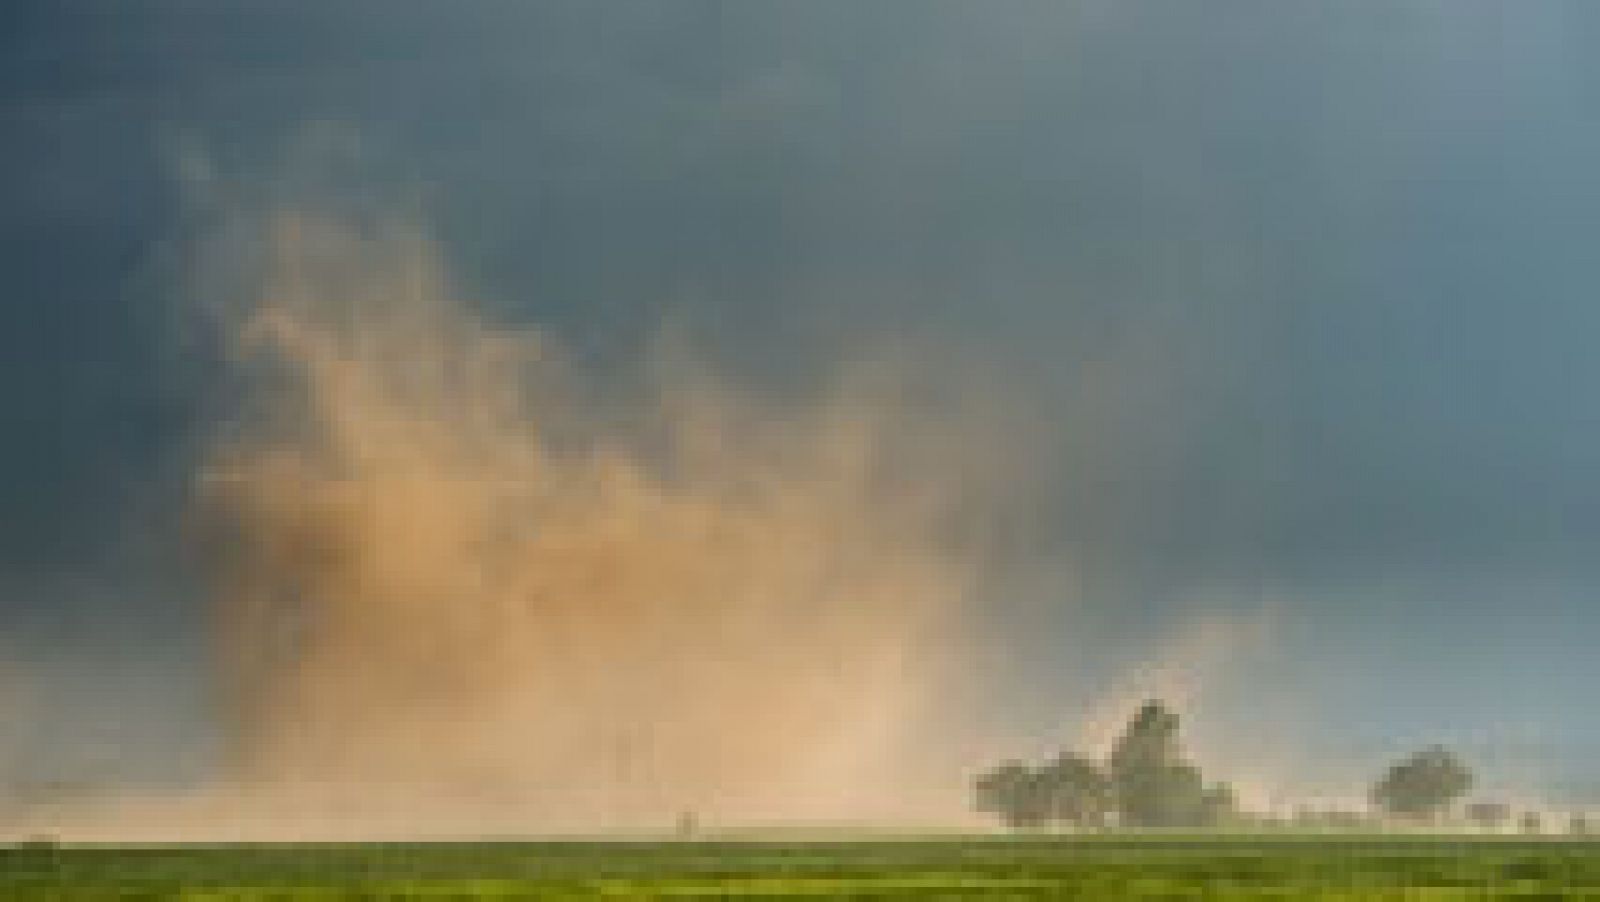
12 201 1020 840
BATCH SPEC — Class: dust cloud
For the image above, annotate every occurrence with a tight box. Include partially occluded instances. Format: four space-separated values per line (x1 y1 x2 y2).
37 203 1015 839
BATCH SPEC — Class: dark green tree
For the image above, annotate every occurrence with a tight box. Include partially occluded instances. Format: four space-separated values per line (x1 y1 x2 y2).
1038 752 1112 828
1369 745 1472 821
1107 700 1234 827
973 761 1052 829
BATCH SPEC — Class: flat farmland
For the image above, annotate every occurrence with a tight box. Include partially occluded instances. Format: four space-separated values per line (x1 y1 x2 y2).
2 835 1599 898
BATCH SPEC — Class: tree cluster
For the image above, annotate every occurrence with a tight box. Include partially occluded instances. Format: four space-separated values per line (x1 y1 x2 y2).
973 753 1111 830
976 699 1485 832
974 700 1235 830
1368 745 1471 822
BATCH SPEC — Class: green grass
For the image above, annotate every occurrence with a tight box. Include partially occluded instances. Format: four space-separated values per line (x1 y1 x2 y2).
2 834 1599 898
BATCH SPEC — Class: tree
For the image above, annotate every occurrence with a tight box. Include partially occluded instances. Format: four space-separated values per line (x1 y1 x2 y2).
1197 781 1237 826
1038 752 1112 828
1465 801 1510 832
970 699 1237 830
1369 745 1471 821
973 761 1052 830
1107 700 1234 828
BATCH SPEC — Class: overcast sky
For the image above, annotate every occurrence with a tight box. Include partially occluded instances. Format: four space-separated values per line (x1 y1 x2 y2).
4 1 1600 801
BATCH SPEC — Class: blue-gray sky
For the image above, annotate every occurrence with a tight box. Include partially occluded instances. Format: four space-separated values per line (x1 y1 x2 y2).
4 1 1600 802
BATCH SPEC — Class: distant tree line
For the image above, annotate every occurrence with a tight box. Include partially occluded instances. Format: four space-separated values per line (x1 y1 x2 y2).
973 700 1235 830
975 700 1490 831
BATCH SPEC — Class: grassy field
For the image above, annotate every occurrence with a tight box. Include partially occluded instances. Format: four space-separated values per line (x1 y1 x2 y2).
2 834 1599 898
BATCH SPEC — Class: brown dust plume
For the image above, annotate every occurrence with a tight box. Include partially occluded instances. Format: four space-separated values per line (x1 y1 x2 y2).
160 208 1009 836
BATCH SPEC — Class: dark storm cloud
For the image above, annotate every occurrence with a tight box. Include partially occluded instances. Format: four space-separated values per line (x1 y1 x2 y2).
6 0 1600 572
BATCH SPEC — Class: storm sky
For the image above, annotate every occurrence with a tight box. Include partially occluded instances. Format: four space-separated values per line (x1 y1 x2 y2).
4 1 1600 804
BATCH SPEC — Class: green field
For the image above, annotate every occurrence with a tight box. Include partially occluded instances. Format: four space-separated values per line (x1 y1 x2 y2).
3 835 1598 898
